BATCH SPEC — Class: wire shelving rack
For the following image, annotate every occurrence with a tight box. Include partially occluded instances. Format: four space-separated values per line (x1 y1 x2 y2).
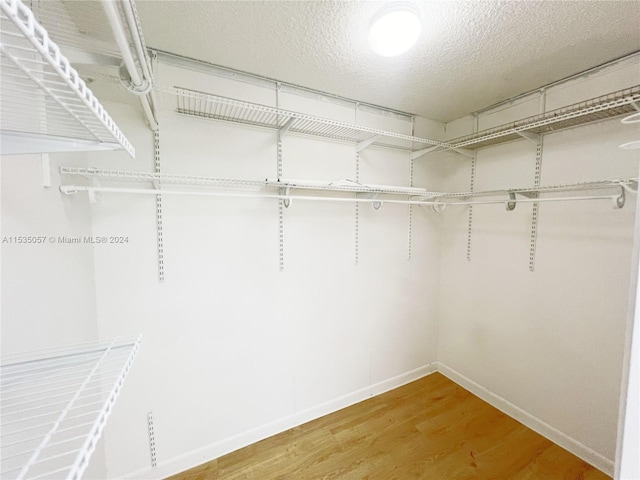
58 167 637 209
158 87 448 152
0 335 142 480
443 85 640 151
0 0 135 157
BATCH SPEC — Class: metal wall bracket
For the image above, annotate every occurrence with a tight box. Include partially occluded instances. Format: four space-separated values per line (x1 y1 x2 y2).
279 116 296 136
277 84 285 272
372 194 382 210
411 145 439 160
451 147 475 159
147 411 157 468
615 186 626 209
529 89 546 272
154 129 165 282
356 134 381 152
506 192 517 211
41 153 51 187
466 114 478 262
518 191 539 199
408 117 414 261
281 187 292 208
516 131 541 144
88 177 100 204
432 201 446 213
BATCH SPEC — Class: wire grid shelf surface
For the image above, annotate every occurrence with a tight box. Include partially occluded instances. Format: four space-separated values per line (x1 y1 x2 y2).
59 167 441 197
265 178 438 196
446 86 640 150
160 87 447 151
60 167 267 189
0 335 142 480
437 179 638 200
59 167 636 205
0 0 134 157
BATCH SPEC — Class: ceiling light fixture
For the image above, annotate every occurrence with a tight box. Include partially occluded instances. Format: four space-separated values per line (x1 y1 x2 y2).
368 3 422 57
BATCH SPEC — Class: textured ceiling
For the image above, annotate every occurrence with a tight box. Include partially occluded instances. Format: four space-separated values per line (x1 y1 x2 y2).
136 0 640 122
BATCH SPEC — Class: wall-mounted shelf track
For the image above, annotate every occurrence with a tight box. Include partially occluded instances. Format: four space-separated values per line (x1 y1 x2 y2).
0 0 135 156
159 87 448 152
0 335 142 480
439 85 640 152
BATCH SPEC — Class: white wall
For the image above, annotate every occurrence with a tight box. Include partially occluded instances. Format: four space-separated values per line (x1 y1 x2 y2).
85 63 444 478
0 154 99 353
436 57 640 474
0 152 106 477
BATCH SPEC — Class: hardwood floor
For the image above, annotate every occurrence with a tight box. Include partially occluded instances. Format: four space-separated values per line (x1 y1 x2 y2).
167 373 611 480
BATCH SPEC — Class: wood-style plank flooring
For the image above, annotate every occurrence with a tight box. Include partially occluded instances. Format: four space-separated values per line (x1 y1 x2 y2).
167 373 611 480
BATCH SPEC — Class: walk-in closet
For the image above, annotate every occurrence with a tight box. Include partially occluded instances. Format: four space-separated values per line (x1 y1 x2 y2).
1 1 639 479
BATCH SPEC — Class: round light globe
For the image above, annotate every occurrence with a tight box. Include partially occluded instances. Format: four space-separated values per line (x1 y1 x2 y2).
369 5 421 57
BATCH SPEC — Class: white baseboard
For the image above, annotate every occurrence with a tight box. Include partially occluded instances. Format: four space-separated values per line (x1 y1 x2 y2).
123 362 614 479
123 363 437 480
434 362 614 477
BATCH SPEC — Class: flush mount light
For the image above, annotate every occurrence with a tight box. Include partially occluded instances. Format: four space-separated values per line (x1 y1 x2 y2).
368 3 422 57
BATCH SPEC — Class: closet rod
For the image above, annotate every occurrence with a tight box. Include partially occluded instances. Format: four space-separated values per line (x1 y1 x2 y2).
59 185 628 209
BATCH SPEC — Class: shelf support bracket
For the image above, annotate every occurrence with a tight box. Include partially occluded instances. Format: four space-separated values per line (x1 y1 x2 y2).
614 186 626 209
516 131 541 144
279 117 296 137
356 135 381 152
451 147 475 159
411 145 440 160
41 154 51 187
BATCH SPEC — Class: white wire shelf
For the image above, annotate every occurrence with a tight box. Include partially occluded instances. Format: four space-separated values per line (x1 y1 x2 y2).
0 0 135 157
442 86 640 151
0 335 142 480
58 167 636 209
158 87 448 152
59 167 439 197
436 179 638 199
428 179 637 210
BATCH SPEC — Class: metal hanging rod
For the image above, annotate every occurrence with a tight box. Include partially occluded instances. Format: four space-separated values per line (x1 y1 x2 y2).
436 179 638 199
58 181 635 210
60 167 637 200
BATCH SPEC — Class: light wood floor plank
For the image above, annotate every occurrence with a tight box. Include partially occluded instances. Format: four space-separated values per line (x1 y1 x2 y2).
167 373 611 480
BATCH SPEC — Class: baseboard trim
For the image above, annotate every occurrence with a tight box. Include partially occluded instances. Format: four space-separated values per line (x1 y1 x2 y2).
123 363 437 480
434 362 614 477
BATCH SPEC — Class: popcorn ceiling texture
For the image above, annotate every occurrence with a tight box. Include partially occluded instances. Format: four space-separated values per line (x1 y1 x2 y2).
135 0 640 122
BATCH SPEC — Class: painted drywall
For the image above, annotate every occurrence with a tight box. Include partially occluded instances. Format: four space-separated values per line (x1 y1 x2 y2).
0 153 106 477
0 154 99 352
617 276 640 479
437 58 640 473
84 62 444 478
615 163 640 480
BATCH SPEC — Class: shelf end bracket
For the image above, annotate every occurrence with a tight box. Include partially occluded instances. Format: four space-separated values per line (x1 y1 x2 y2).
516 131 541 144
411 145 440 160
451 147 475 159
356 135 381 152
279 117 296 137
